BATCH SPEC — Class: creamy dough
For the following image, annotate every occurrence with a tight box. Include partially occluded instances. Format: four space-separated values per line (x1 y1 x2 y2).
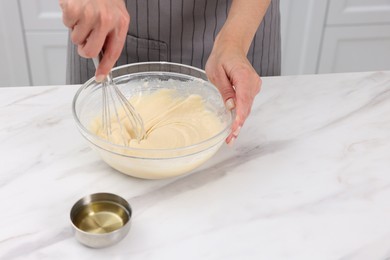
90 89 223 150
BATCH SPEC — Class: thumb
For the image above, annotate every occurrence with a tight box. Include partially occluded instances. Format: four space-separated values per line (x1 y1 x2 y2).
206 67 236 111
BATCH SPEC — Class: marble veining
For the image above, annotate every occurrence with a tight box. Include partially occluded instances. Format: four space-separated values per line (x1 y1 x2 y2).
1 71 390 259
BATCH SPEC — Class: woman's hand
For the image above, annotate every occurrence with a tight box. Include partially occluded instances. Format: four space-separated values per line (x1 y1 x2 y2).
206 40 261 145
206 0 269 145
59 0 129 82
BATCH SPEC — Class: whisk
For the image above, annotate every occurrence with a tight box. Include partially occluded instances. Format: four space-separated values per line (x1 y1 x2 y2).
92 53 145 145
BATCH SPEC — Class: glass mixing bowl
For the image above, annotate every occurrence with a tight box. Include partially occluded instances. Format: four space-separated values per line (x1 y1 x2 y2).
72 62 233 179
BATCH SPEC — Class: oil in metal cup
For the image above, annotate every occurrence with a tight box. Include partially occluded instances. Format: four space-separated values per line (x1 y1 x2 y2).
70 193 132 248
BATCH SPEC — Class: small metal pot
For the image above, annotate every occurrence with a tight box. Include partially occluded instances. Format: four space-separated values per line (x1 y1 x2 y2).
70 193 132 248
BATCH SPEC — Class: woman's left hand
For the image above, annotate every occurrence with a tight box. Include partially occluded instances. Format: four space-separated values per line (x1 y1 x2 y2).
205 40 262 145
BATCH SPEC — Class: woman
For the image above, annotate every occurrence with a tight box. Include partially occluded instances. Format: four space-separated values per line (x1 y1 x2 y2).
60 0 281 144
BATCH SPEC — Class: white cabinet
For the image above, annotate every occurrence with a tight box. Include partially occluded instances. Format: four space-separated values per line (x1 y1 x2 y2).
280 0 328 75
19 0 65 30
327 0 390 25
281 0 390 75
0 1 30 87
0 0 70 87
317 0 390 74
318 25 390 73
20 0 68 86
1 0 389 86
25 32 68 85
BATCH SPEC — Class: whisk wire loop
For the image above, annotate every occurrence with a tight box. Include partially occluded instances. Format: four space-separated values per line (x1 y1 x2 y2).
93 54 145 146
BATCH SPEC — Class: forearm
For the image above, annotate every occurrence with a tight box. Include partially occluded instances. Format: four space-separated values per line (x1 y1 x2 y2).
216 0 271 54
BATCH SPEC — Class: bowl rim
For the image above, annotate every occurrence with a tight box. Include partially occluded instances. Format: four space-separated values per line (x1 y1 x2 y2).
72 61 233 157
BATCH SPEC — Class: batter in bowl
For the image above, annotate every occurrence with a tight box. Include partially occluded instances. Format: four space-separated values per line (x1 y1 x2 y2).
90 88 224 150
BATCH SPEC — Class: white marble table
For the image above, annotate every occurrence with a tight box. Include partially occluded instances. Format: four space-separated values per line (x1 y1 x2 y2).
1 71 390 259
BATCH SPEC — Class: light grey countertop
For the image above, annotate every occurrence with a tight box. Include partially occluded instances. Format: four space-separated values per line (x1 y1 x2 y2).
1 71 390 259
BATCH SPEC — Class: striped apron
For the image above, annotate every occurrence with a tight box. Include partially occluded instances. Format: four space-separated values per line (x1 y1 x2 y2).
66 0 281 84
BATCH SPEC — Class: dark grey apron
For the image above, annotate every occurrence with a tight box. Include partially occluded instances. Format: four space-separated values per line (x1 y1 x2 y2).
66 0 281 84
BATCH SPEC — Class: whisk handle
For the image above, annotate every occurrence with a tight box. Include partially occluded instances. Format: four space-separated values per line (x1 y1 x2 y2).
92 52 104 70
92 52 114 84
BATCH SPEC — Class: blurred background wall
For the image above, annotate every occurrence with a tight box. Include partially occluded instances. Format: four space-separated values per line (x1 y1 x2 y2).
1 0 390 87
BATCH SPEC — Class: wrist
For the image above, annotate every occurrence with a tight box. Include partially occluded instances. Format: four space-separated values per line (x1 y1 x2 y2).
213 28 249 56
215 0 271 54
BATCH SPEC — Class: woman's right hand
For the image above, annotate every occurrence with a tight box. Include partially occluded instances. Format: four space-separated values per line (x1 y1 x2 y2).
59 0 129 82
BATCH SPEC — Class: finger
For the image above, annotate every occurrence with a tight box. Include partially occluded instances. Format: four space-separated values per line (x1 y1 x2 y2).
60 0 80 29
71 21 94 45
235 88 253 126
206 67 236 110
95 19 128 80
95 9 129 80
234 74 261 127
70 9 97 45
95 27 127 80
78 24 109 59
226 70 261 145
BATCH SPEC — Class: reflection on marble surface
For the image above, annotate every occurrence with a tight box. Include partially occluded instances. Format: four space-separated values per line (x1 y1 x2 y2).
1 71 390 259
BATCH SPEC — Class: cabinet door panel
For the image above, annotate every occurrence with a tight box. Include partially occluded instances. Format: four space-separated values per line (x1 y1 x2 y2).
327 0 390 25
26 32 68 86
318 25 390 73
0 1 30 86
19 0 66 30
280 0 328 75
